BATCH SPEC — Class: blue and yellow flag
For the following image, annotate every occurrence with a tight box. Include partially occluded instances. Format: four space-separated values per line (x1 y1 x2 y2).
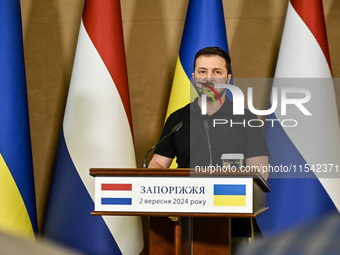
214 184 247 207
166 0 232 168
0 0 38 238
166 0 231 118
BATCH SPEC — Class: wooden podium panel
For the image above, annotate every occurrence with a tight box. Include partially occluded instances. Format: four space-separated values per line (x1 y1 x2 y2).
90 168 270 254
148 217 189 255
148 217 231 255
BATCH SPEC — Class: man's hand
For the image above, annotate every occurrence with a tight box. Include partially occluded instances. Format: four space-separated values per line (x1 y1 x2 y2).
245 156 269 180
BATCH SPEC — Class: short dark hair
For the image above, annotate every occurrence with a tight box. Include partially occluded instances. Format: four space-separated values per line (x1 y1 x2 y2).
193 46 231 74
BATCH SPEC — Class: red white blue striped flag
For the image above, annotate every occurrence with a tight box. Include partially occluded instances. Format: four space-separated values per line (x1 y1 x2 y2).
44 0 143 254
101 184 133 206
257 0 340 236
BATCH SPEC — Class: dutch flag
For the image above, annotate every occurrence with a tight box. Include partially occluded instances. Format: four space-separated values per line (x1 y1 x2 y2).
44 0 143 254
257 0 340 236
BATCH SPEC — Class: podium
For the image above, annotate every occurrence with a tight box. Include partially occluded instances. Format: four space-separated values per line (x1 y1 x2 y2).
90 168 270 255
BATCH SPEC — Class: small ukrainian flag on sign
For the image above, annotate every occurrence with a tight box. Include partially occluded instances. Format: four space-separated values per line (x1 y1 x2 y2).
213 184 246 206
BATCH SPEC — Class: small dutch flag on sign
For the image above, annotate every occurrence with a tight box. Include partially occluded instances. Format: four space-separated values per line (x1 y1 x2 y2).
101 183 132 205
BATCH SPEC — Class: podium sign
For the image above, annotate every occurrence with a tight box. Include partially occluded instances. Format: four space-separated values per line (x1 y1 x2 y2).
91 168 270 255
95 176 253 214
91 168 269 217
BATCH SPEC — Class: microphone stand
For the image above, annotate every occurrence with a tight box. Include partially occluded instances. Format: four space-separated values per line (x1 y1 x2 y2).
142 122 183 168
204 120 213 166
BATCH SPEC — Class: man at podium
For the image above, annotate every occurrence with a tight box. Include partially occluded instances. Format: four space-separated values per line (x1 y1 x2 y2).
148 46 269 178
148 46 270 250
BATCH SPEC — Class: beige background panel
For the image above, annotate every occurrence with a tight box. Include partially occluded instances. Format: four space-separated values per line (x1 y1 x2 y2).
20 0 339 233
21 0 84 232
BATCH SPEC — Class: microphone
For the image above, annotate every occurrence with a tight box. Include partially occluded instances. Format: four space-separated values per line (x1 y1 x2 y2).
204 120 213 166
142 122 183 168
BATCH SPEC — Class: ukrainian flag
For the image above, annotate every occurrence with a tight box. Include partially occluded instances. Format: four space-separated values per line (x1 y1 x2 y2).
166 0 232 168
166 0 232 120
214 184 247 207
0 0 37 238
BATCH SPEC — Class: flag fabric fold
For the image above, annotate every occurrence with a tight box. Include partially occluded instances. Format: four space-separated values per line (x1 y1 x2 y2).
257 0 340 236
0 0 38 238
44 0 143 254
